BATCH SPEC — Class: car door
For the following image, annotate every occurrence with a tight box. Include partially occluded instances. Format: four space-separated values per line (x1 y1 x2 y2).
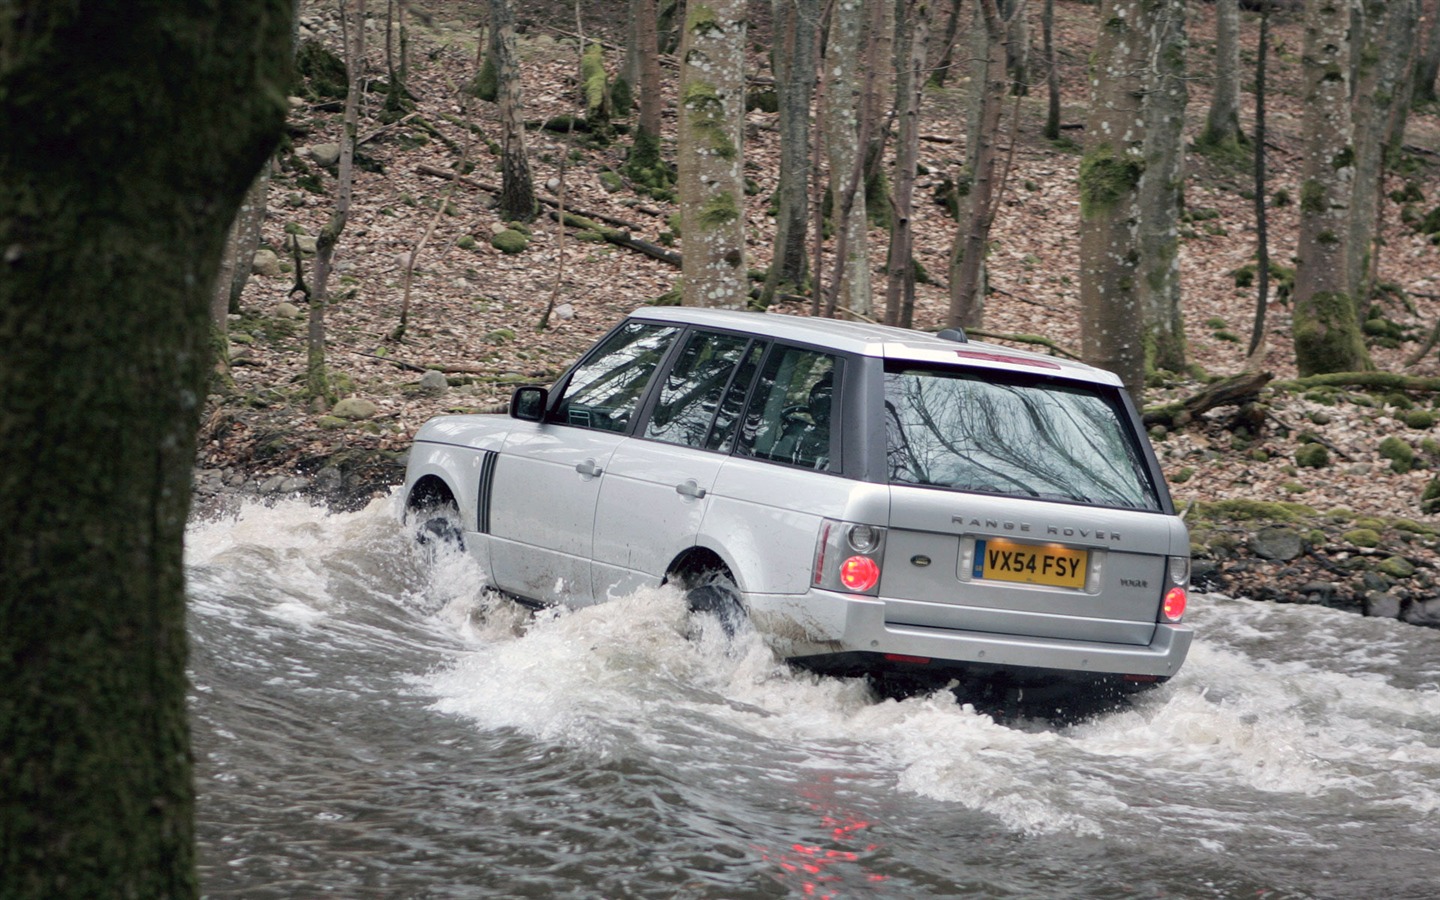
591 330 764 600
487 321 680 607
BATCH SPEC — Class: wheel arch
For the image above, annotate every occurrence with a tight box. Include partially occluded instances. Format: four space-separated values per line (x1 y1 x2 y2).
664 545 741 593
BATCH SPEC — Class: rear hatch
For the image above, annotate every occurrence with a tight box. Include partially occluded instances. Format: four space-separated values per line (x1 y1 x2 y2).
876 360 1184 645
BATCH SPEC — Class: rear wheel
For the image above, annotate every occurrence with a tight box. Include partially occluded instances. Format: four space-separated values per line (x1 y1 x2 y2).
682 571 745 637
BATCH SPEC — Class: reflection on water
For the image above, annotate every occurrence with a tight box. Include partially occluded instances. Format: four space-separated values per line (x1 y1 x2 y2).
188 497 1440 898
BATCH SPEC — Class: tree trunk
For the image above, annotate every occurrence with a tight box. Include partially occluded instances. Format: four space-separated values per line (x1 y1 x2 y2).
1138 0 1188 374
1247 0 1273 365
1347 0 1419 312
930 0 965 86
1293 0 1372 376
1079 0 1154 398
862 0 896 228
1418 0 1440 103
678 0 748 308
823 0 872 318
1003 0 1030 95
0 3 290 896
492 0 536 221
886 0 931 328
948 0 1010 330
1042 0 1061 140
762 0 819 307
1199 0 1245 151
310 0 364 403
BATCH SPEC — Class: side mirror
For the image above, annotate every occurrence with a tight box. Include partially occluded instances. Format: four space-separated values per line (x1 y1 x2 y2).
509 385 549 422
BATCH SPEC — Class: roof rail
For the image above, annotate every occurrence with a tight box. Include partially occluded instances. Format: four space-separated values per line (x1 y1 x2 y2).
936 327 969 344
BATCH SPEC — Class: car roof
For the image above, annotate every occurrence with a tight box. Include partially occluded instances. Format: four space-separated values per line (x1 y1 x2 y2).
626 306 1121 386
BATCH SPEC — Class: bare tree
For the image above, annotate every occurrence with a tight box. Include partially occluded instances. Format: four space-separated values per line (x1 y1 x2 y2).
1042 0 1061 140
886 0 932 327
762 0 820 307
0 2 291 894
948 0 1019 329
1293 0 1371 375
823 0 873 318
1247 0 1274 365
1347 0 1420 312
1199 0 1246 152
1418 0 1440 103
307 0 364 403
1078 0 1154 397
930 0 965 87
491 0 536 222
623 0 668 190
678 0 748 308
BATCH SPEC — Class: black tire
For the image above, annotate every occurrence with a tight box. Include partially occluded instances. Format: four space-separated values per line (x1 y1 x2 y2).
683 574 745 637
413 504 464 553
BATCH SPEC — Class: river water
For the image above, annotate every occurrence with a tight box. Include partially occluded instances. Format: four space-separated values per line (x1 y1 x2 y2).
186 497 1440 898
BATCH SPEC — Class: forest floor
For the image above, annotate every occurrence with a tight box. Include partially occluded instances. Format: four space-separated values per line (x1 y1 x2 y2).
198 1 1440 622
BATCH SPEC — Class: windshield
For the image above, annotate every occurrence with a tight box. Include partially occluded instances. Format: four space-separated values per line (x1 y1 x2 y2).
883 365 1161 510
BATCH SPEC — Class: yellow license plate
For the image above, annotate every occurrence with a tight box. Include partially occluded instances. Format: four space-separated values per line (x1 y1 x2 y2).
974 538 1088 589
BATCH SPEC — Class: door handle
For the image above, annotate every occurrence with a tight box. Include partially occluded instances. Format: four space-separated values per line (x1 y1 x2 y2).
675 480 707 499
575 459 604 477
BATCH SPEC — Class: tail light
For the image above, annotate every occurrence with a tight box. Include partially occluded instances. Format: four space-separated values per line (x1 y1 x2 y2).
813 519 886 595
1160 555 1189 623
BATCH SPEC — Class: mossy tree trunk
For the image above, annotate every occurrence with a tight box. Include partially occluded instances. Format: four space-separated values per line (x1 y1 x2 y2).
1292 0 1372 376
885 0 931 328
1138 0 1189 375
678 0 748 308
761 0 818 308
491 0 536 222
1078 0 1154 398
1347 0 1419 313
1199 0 1245 151
948 0 1010 330
823 0 872 318
0 2 291 897
1247 0 1274 364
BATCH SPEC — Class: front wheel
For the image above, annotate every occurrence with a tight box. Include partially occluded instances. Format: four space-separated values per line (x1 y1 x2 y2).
412 504 464 554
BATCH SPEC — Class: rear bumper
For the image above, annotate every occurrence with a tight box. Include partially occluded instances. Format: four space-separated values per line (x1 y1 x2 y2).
748 589 1193 679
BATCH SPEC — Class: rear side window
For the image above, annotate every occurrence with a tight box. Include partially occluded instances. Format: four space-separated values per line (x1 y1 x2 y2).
738 347 838 471
644 330 754 448
884 365 1160 510
554 322 679 432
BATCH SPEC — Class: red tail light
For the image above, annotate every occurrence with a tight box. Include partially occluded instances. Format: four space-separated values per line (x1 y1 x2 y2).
839 556 880 592
1161 586 1187 622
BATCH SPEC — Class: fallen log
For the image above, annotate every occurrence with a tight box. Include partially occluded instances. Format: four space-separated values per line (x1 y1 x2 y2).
1142 371 1274 428
546 209 681 267
1272 371 1440 393
415 164 654 230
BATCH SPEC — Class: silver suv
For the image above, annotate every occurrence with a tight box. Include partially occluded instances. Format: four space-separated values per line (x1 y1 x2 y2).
404 308 1192 695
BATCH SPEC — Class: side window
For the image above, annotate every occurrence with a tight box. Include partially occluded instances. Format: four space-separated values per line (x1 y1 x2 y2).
554 322 679 432
644 331 753 448
738 347 839 470
705 340 765 453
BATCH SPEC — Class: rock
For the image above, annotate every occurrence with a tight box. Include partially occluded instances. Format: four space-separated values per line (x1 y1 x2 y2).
554 302 575 320
252 248 282 276
1191 559 1222 591
1378 556 1417 579
1251 526 1304 561
491 228 529 254
1299 581 1336 605
331 397 378 420
289 234 318 255
1404 597 1440 627
275 301 303 319
419 370 449 394
1365 591 1403 619
309 143 342 167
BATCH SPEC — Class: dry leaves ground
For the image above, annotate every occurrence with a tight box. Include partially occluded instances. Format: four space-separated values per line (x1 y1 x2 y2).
199 2 1440 620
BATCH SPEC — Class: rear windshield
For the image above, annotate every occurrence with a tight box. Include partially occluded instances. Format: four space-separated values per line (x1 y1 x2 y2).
883 365 1161 511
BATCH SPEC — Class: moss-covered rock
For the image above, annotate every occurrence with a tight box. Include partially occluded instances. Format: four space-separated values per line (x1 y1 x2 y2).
491 229 529 254
1378 556 1417 579
1296 443 1330 468
1380 436 1415 473
1343 528 1382 548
